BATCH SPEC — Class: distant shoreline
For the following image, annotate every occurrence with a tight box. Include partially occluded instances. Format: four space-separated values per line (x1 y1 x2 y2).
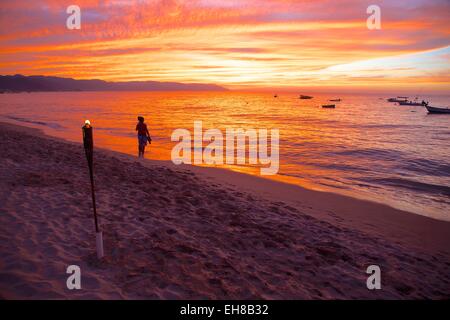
0 89 228 93
0 74 228 92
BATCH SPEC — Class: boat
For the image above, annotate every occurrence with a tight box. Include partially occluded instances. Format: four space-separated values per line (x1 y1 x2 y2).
322 104 335 108
329 98 341 102
387 96 408 103
300 95 313 99
398 100 428 106
425 106 450 114
274 94 278 98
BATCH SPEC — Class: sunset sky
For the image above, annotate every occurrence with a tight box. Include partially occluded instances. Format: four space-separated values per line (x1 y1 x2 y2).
0 0 449 92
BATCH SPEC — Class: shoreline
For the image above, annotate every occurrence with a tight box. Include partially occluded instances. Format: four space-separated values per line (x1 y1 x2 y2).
1 121 449 299
1 114 447 222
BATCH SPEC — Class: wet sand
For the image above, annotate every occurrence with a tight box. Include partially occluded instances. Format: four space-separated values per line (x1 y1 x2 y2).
0 122 449 299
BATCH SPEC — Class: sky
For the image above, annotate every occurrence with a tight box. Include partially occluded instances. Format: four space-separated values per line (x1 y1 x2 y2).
0 0 449 92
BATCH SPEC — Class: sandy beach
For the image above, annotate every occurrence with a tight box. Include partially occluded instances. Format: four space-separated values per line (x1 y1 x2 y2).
0 121 449 299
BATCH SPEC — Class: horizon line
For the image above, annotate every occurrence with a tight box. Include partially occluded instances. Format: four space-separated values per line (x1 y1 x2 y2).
2 73 449 95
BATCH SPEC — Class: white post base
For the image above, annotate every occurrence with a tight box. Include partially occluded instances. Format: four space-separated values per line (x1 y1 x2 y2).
96 231 104 259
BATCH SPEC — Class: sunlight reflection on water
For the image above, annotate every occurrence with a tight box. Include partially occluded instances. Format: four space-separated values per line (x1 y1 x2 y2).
1 91 449 220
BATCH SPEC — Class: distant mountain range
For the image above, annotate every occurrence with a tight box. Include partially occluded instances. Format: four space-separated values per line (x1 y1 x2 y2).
0 74 227 92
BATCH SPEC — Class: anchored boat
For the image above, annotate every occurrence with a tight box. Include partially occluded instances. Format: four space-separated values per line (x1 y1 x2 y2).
387 96 408 103
398 100 428 106
426 106 450 114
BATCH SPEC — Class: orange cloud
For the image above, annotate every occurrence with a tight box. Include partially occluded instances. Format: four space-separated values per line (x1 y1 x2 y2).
0 0 449 91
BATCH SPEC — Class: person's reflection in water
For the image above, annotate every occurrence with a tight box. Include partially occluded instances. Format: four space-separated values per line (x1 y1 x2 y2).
136 116 152 157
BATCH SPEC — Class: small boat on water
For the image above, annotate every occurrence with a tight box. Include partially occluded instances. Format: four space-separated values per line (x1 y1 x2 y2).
387 96 408 103
426 106 450 114
300 95 313 99
322 104 335 108
329 98 341 102
398 100 428 106
274 94 278 98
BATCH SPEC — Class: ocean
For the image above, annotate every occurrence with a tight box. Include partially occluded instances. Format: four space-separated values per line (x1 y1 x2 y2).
1 91 449 220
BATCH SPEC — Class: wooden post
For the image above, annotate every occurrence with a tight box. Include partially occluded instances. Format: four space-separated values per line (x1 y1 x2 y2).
82 120 104 259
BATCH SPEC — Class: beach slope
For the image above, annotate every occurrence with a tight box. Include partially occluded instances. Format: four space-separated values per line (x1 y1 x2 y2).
0 122 449 299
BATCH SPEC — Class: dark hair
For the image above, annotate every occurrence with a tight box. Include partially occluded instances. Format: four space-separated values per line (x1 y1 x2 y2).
137 116 144 122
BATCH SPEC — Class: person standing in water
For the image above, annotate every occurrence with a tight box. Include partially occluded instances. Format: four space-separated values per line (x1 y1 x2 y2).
136 116 152 157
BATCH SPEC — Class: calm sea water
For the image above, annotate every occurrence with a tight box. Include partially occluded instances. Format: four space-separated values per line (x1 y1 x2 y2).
1 91 449 220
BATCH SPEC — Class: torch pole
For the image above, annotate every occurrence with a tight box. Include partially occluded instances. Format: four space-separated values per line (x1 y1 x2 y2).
82 121 104 259
88 162 99 233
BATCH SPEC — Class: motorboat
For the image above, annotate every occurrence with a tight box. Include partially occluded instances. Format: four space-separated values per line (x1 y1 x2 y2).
425 106 450 114
387 96 408 103
398 100 428 106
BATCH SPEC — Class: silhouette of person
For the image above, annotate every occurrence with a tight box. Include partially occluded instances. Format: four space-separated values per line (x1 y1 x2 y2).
136 116 151 157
